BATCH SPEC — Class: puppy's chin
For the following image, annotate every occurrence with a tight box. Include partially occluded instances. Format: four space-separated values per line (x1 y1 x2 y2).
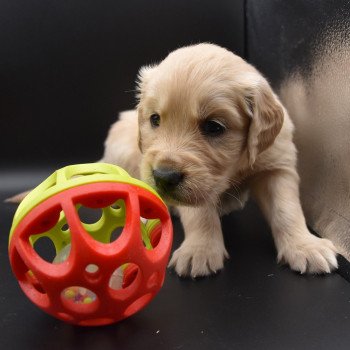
143 179 207 206
155 188 204 207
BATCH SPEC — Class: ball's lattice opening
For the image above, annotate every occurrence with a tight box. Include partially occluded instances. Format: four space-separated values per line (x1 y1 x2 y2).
62 286 97 305
9 164 172 326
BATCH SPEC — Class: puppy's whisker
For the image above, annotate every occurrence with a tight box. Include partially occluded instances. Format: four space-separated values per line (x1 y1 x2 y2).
223 191 244 208
227 179 243 194
187 182 201 205
227 178 242 189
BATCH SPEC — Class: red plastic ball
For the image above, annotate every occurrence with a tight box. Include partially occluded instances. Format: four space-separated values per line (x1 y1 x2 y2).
9 182 173 326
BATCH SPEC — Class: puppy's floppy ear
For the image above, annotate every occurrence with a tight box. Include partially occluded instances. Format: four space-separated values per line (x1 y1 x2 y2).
245 79 284 166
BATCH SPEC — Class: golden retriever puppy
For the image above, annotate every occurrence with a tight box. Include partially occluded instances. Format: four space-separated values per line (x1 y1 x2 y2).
103 43 338 277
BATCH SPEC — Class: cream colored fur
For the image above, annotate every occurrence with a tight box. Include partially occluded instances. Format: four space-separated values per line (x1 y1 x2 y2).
100 44 336 277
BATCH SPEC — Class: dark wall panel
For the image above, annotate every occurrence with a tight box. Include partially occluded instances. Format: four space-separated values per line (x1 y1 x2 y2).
0 0 244 167
246 0 350 88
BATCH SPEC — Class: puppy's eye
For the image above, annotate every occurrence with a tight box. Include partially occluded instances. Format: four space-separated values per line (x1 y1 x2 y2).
200 120 226 137
150 113 160 128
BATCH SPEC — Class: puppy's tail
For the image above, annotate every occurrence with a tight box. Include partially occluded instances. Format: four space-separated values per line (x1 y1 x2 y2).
4 190 31 204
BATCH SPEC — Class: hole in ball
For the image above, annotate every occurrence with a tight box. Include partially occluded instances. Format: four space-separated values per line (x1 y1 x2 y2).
109 263 139 291
61 286 97 305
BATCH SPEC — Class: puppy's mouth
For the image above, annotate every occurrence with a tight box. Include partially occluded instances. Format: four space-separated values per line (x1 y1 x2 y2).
146 179 205 207
154 187 192 206
141 165 209 206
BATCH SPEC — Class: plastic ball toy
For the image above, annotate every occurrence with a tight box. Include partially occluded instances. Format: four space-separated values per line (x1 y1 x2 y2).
8 163 173 326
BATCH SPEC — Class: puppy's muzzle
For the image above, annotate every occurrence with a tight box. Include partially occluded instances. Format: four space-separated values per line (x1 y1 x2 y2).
152 168 184 193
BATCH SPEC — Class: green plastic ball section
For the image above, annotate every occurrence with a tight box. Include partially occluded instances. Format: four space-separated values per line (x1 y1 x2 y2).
9 163 163 246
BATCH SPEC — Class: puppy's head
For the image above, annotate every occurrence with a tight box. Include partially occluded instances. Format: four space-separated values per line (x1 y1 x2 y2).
137 43 284 206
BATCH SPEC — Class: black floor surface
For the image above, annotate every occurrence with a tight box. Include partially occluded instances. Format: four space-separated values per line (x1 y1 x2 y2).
1 169 350 350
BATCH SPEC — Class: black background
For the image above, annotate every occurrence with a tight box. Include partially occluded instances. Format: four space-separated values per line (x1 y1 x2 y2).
1 1 350 349
0 0 243 167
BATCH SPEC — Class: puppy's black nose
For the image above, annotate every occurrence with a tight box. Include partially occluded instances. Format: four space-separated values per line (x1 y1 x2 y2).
152 168 184 191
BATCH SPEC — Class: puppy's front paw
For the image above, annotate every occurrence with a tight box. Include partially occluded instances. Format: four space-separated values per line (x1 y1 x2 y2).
277 234 338 274
168 239 229 278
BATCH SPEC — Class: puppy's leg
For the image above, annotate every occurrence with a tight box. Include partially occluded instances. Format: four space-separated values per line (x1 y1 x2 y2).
169 205 229 277
251 169 338 274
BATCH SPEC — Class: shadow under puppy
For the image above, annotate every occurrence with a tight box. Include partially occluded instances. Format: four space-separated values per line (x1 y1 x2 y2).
103 43 338 278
